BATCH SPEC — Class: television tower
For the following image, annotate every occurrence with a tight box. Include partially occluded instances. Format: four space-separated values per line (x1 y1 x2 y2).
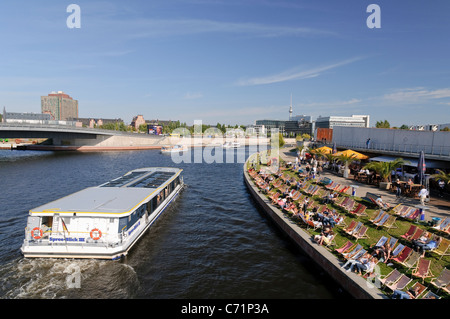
289 94 293 120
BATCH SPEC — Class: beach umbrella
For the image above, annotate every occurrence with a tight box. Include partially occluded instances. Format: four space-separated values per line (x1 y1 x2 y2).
418 150 426 185
314 146 333 154
332 142 337 154
333 149 369 160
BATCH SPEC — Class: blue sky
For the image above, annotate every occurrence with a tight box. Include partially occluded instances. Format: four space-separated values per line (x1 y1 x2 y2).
1 0 449 127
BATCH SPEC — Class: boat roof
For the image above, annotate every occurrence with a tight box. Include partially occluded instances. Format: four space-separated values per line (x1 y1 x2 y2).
30 167 182 217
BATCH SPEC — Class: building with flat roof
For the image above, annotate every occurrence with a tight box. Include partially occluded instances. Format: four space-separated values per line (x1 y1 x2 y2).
315 115 370 129
41 91 78 121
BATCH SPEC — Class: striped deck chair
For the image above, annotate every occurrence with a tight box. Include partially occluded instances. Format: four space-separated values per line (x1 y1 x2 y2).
349 249 367 261
373 213 390 228
369 210 386 224
385 274 412 292
335 240 354 254
381 215 398 230
421 291 441 299
432 237 450 260
278 184 289 194
391 246 412 264
342 244 363 260
338 196 350 208
433 217 450 233
412 258 433 282
270 192 281 204
401 250 421 269
379 269 402 287
271 179 282 188
409 227 424 241
342 199 356 212
350 204 367 217
343 220 357 234
401 225 417 240
390 243 405 259
405 209 420 221
430 268 450 291
373 236 388 248
400 207 416 218
388 237 398 248
353 225 369 241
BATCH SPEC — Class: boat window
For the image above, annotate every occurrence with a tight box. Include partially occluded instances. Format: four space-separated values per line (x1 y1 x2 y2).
128 172 175 188
101 171 147 187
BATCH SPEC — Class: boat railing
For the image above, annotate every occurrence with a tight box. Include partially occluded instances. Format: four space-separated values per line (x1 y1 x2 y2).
23 227 123 248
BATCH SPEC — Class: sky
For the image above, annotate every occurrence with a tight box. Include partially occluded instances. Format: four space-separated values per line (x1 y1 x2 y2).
0 0 449 127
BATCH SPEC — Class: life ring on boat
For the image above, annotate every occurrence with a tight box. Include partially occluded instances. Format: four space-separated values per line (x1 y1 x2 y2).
31 227 43 240
90 228 102 240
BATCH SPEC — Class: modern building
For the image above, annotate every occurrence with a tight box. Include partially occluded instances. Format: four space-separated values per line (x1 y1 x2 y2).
41 91 79 121
2 107 52 123
315 115 370 129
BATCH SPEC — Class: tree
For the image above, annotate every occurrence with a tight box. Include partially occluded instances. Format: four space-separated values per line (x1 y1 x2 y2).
376 120 390 128
431 169 450 184
441 127 450 132
363 158 408 182
400 124 409 130
335 154 357 178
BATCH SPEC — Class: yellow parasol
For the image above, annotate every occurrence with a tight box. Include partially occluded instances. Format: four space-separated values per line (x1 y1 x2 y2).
333 149 369 160
312 146 333 154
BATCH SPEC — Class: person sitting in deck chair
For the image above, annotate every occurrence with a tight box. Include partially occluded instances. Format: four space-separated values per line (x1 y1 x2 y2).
375 196 390 210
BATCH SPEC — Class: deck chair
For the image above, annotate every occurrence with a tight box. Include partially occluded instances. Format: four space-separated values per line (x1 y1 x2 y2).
412 258 433 282
385 274 412 292
421 291 441 299
432 237 450 260
379 269 402 287
409 227 424 241
401 250 421 269
400 281 427 299
388 237 398 248
369 210 386 224
373 213 390 228
405 209 420 221
343 220 357 234
373 236 388 248
432 217 450 233
353 226 369 241
391 246 412 264
342 244 363 260
335 240 354 254
346 221 362 236
390 243 405 259
401 225 417 240
430 268 450 291
382 215 398 230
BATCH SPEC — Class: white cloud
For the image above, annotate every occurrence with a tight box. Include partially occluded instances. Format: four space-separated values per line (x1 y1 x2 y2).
183 92 203 100
235 57 364 86
383 87 450 103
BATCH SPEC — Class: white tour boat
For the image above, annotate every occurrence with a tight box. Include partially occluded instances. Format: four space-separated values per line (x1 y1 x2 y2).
222 141 241 148
161 144 188 153
21 167 184 260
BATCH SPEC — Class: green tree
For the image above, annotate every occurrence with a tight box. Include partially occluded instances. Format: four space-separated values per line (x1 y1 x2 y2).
400 124 409 130
335 154 357 178
431 169 450 184
363 158 408 182
376 120 390 128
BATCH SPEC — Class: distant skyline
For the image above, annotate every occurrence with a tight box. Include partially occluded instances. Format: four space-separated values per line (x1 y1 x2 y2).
1 0 449 126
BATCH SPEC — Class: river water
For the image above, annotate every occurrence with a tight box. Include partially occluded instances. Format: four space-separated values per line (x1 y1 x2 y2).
0 148 346 299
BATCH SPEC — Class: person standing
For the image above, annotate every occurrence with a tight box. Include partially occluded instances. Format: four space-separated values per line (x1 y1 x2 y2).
438 179 445 198
418 187 428 206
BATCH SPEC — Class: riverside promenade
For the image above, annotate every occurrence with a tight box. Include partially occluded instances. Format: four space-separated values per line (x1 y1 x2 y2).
243 155 386 299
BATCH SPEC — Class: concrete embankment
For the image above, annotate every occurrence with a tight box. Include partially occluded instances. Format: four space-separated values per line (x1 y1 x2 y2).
243 160 386 299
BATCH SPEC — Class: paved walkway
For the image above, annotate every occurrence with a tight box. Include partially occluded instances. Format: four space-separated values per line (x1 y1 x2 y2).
280 148 450 222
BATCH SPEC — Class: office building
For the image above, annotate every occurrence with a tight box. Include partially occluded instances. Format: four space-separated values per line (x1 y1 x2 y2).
315 115 370 129
41 91 78 121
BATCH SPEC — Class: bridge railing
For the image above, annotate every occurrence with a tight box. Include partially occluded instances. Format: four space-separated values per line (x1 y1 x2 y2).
335 141 450 158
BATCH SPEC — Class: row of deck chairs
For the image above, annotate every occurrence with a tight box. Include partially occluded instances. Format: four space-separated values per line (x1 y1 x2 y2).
324 181 351 194
400 225 450 260
336 238 450 298
368 210 398 230
392 204 421 221
432 217 450 235
379 267 450 298
342 220 369 241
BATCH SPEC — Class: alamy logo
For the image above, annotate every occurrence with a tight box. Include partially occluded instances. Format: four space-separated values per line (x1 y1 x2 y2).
66 4 81 29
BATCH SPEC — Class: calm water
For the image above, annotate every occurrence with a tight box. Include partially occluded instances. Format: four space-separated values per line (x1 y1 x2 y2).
0 148 345 299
